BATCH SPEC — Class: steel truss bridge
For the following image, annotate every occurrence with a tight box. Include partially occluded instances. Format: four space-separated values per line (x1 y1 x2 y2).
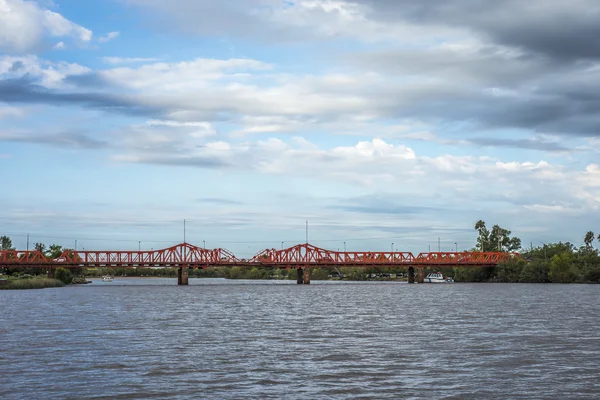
0 242 518 269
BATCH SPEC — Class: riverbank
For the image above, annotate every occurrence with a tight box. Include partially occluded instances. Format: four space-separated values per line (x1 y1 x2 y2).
0 278 65 290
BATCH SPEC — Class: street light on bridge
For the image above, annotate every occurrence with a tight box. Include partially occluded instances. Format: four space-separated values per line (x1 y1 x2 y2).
455 242 458 252
203 240 206 249
281 241 284 250
343 241 346 252
391 242 394 253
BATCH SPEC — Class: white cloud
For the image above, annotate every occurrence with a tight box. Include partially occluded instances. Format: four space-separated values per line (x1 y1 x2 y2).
0 0 92 53
0 55 90 87
98 31 119 43
108 134 600 214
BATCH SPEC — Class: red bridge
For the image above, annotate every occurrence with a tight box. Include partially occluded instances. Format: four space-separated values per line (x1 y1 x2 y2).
1 242 518 284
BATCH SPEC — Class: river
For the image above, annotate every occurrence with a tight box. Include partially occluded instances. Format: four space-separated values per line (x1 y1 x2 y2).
1 278 599 399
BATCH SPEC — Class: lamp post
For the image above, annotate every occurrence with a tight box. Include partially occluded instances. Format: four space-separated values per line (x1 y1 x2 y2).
138 241 141 252
455 242 458 252
203 240 206 249
391 242 394 253
540 241 547 260
343 242 346 252
281 241 284 250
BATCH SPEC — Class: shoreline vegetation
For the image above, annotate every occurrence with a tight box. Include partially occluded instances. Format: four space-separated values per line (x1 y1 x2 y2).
0 277 64 290
2 220 600 287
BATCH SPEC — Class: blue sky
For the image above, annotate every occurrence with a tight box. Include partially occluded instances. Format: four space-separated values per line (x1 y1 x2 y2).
1 0 599 256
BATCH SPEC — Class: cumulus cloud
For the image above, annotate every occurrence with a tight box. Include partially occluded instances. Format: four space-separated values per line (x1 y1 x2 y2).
103 133 600 215
0 0 92 53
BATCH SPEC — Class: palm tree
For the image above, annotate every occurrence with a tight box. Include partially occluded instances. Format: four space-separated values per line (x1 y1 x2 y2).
584 231 595 248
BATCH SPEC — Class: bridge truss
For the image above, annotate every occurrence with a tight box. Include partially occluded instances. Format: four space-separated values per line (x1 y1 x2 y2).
1 242 518 269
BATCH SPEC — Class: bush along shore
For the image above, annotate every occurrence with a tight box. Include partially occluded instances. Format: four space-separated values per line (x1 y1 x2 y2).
0 277 65 290
0 267 90 290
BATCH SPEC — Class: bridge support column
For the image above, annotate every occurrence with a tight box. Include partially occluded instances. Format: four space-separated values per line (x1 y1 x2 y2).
297 268 303 284
177 267 189 285
408 267 415 284
417 267 425 284
47 268 55 279
303 268 311 284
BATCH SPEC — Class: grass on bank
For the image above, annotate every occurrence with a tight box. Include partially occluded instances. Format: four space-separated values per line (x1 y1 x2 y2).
0 278 65 290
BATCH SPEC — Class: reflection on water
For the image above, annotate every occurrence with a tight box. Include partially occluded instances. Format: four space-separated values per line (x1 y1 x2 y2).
2 279 600 399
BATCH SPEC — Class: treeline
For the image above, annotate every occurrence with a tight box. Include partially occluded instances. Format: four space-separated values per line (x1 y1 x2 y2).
454 242 600 283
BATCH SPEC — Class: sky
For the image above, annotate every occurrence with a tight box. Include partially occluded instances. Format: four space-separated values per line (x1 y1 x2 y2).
1 0 599 256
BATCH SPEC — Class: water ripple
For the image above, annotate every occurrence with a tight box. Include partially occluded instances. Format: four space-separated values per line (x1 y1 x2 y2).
1 279 600 399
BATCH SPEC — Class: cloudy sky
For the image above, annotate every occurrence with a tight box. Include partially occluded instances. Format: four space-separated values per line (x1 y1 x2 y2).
1 0 599 255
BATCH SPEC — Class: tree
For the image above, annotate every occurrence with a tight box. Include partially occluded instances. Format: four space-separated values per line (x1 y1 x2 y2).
474 220 521 252
34 242 46 253
584 231 595 248
1 235 13 250
48 244 63 259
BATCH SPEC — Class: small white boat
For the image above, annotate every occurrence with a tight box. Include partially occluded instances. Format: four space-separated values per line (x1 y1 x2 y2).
101 275 114 282
424 272 453 283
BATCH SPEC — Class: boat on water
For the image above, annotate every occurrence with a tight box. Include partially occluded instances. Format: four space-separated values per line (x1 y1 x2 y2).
424 272 454 283
101 276 114 282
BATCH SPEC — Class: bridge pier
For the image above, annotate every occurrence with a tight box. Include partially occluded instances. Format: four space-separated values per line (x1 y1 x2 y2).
47 268 55 279
417 267 425 284
296 268 310 284
408 267 415 284
177 266 189 285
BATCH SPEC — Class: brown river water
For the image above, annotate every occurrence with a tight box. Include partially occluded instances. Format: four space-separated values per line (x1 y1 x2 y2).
1 278 600 399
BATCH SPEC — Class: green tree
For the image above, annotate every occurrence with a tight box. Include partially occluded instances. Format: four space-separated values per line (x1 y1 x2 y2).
584 231 595 248
549 252 576 283
474 220 521 252
1 235 14 250
48 244 63 259
34 242 46 253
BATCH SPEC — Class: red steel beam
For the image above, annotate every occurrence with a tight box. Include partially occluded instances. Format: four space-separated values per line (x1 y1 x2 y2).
0 242 520 268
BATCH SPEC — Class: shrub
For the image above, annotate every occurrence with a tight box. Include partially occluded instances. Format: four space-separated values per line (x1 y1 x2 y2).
55 268 73 285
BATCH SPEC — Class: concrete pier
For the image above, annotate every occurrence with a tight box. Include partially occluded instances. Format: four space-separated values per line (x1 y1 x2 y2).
417 268 425 284
408 267 415 284
297 268 310 284
177 266 189 285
